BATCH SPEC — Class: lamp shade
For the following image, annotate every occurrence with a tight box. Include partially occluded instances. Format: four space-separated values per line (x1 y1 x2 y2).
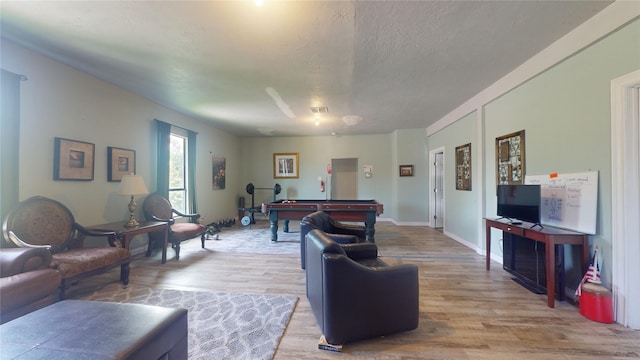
119 175 149 196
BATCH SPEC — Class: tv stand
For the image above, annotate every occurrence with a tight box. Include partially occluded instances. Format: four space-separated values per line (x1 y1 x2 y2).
485 218 589 308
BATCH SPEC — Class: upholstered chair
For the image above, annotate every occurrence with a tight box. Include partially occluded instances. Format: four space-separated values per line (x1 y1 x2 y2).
142 193 207 260
2 196 130 299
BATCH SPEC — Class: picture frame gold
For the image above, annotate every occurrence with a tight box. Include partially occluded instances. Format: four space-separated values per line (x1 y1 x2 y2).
107 146 136 182
495 130 525 185
54 137 95 181
455 143 471 190
399 164 414 177
273 153 299 178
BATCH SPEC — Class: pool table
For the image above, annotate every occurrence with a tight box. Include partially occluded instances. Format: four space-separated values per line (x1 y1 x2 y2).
261 199 383 242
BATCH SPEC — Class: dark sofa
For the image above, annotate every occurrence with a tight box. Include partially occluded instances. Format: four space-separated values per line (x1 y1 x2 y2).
305 229 419 346
300 211 366 269
0 247 61 324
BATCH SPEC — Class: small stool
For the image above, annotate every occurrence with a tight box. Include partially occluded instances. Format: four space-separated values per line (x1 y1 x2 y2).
579 282 613 324
0 299 188 359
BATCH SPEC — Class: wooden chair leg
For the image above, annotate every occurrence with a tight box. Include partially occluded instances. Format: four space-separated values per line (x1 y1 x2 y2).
120 263 130 285
145 239 154 257
173 242 181 260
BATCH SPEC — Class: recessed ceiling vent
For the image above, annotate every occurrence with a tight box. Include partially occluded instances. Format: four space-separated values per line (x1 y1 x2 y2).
310 106 328 114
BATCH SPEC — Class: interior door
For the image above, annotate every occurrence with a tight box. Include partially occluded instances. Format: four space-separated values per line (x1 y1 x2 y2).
331 158 358 199
434 152 444 229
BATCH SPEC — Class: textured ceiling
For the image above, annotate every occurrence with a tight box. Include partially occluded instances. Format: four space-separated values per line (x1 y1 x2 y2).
0 1 613 137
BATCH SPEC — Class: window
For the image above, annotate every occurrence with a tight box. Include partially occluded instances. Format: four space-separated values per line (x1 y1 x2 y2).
169 132 187 213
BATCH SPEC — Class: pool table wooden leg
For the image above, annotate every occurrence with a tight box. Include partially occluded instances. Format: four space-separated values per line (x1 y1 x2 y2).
269 211 279 242
365 213 377 242
365 222 376 243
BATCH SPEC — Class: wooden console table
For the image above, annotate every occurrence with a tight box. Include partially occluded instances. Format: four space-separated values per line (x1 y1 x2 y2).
89 221 169 264
485 218 590 308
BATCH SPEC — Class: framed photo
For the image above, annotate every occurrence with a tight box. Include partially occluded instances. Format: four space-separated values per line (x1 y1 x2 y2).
107 146 136 182
273 153 299 178
495 130 525 185
455 143 472 190
54 137 95 181
399 165 414 177
212 157 226 190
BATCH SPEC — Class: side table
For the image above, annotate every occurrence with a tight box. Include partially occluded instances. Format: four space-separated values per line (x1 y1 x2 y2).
89 221 170 264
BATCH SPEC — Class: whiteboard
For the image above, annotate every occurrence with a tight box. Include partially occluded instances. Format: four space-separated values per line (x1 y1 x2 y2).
524 171 598 234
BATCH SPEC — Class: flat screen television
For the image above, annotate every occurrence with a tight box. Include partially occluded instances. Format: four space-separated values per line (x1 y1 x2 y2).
496 184 541 225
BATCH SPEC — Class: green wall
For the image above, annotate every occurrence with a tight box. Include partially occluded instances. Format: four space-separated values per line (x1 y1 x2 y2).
428 18 640 289
394 129 429 223
428 111 479 249
239 134 392 220
1 40 243 250
237 129 429 223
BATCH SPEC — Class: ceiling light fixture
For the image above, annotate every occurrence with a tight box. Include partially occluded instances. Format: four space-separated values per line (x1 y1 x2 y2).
310 106 328 114
255 0 264 7
311 107 326 127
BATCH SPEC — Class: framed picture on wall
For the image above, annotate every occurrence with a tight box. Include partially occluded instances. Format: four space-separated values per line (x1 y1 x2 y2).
212 157 226 189
273 153 299 178
107 146 136 182
495 130 525 185
54 137 95 181
455 143 471 190
399 165 414 177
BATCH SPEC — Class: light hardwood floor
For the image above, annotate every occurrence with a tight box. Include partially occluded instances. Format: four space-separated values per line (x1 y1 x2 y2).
69 221 640 359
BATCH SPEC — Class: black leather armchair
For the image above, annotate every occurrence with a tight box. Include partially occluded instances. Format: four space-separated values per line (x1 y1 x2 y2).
305 229 419 346
300 211 366 269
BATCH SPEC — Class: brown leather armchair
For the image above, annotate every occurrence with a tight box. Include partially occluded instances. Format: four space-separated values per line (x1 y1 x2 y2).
142 193 207 260
0 247 61 324
305 229 419 346
300 211 366 269
2 196 131 299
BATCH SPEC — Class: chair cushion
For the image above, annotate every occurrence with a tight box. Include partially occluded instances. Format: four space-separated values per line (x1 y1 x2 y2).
52 247 130 279
170 223 207 242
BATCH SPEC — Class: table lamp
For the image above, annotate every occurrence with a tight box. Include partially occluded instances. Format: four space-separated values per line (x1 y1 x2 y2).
119 174 149 227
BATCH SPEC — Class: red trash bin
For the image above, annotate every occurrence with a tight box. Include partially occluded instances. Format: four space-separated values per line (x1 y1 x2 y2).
579 282 613 323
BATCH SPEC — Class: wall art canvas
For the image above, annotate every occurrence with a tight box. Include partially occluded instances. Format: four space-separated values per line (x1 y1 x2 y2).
212 157 226 190
54 137 95 181
495 130 525 185
107 146 136 182
456 143 471 190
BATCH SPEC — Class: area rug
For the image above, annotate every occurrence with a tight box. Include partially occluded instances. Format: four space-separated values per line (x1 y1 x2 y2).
80 283 298 360
190 220 301 255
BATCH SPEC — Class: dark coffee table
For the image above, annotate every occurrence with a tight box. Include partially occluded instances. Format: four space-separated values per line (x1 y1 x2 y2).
0 300 188 359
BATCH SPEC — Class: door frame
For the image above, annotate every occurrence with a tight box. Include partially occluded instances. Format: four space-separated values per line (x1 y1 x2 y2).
330 158 358 200
429 147 445 228
611 69 640 329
